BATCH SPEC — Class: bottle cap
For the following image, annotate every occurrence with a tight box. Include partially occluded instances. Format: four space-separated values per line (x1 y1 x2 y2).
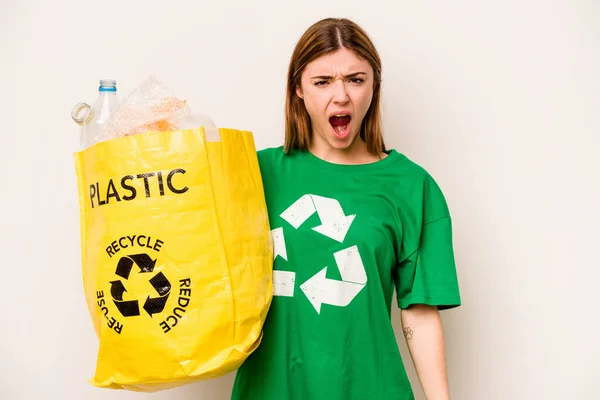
99 79 117 91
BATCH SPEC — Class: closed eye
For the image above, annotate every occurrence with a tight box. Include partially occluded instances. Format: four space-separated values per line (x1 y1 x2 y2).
314 80 328 87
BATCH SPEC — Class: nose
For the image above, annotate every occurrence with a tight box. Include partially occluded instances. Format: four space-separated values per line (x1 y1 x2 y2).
332 80 349 104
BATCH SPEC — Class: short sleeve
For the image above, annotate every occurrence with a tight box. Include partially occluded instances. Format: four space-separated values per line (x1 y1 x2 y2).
394 175 461 310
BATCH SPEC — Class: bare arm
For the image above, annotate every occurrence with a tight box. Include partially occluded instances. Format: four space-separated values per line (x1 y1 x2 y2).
401 304 450 400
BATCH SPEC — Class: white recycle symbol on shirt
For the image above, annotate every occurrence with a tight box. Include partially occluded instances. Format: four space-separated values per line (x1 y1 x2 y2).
271 194 367 314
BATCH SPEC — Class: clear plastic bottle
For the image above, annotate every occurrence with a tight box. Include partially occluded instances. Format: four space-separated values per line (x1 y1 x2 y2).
87 79 119 147
93 80 118 122
72 79 119 149
71 102 95 148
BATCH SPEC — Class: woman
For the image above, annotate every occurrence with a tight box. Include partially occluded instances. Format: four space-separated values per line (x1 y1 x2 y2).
232 17 461 400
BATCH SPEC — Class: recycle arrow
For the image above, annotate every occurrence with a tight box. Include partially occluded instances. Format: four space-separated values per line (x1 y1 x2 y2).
143 271 171 317
110 279 127 301
271 227 287 261
116 254 157 279
280 194 355 243
110 280 140 317
299 245 367 314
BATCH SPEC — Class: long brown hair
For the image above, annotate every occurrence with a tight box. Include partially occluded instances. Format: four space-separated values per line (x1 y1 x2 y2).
284 18 385 155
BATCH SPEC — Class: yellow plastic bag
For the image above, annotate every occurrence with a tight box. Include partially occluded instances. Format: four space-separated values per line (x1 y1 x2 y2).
74 127 273 391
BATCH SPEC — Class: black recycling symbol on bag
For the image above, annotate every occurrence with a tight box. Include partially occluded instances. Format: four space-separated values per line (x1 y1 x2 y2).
110 253 171 317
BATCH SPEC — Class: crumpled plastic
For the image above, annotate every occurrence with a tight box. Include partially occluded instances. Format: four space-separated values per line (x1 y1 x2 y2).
96 75 215 142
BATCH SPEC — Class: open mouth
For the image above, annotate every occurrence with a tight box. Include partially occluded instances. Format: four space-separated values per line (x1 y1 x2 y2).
329 114 351 138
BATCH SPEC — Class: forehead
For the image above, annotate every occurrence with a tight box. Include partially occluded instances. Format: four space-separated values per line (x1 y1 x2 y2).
303 48 372 76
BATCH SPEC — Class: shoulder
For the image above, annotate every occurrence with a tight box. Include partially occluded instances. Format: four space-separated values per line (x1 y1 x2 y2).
257 146 286 166
387 150 451 222
386 150 438 186
257 146 308 172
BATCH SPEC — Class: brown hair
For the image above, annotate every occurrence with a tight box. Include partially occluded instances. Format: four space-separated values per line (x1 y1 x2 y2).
284 18 385 155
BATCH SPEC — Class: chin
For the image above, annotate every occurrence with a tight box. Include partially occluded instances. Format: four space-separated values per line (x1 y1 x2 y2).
329 140 353 150
328 132 360 150
313 125 361 152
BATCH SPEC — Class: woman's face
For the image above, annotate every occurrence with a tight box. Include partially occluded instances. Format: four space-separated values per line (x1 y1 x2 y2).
297 48 374 153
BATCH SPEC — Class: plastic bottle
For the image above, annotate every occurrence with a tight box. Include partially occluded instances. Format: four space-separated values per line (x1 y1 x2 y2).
71 102 94 148
93 80 118 122
87 79 119 147
72 79 119 149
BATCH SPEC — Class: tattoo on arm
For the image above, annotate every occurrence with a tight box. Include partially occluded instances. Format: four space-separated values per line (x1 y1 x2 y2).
403 327 414 341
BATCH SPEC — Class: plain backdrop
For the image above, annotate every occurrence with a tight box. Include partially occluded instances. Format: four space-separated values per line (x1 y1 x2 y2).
1 0 599 399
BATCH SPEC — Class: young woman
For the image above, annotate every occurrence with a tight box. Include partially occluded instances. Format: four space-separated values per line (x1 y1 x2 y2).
231 17 461 400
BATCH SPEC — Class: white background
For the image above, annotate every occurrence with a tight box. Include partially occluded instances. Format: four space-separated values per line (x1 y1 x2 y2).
1 0 599 399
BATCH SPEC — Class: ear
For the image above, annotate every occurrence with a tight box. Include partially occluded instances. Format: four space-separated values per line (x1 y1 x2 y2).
295 85 304 99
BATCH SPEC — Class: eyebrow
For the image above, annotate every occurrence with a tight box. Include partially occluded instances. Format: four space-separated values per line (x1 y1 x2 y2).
310 72 368 80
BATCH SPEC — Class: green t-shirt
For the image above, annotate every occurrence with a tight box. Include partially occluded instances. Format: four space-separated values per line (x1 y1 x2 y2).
231 147 461 400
